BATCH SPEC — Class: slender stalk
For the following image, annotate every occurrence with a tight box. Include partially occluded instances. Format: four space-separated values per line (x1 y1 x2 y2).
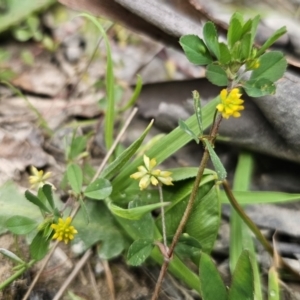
222 180 300 280
92 107 138 181
158 184 167 251
152 114 222 300
0 260 35 291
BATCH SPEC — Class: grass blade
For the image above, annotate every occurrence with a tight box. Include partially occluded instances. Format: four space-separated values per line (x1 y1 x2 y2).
80 14 115 151
229 152 262 300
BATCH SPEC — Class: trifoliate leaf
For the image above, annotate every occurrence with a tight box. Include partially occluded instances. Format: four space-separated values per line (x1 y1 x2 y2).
227 13 243 49
228 250 254 300
250 51 287 82
127 239 154 266
219 43 231 64
206 64 228 87
203 21 220 59
180 35 213 65
243 78 276 97
199 252 228 300
257 26 287 56
84 178 112 200
5 216 38 235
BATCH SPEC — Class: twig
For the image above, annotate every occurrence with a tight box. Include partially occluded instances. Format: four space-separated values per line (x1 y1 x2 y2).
53 249 93 300
22 240 59 300
102 259 115 300
92 107 138 181
87 261 101 300
152 114 223 300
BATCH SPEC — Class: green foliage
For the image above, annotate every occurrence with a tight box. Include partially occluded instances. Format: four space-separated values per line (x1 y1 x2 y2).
199 252 228 300
30 231 50 261
80 14 115 151
157 178 220 253
111 97 218 194
25 190 52 214
109 201 170 220
193 90 203 136
250 51 287 82
0 249 25 265
179 12 287 97
206 64 228 86
178 119 199 143
171 234 201 261
119 75 143 112
101 120 153 180
179 35 213 65
84 178 112 200
257 26 287 56
0 10 291 297
127 239 154 266
67 164 83 195
0 0 54 33
229 152 262 300
243 78 276 97
199 250 255 300
203 140 227 180
5 216 38 235
268 267 280 300
228 250 254 300
98 232 124 260
203 22 220 59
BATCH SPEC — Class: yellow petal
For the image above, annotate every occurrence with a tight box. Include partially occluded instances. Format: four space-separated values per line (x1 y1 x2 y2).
220 89 228 101
149 158 157 170
151 176 159 186
159 171 172 177
158 176 173 186
216 104 224 112
30 166 39 176
139 175 150 190
130 172 144 180
143 155 150 170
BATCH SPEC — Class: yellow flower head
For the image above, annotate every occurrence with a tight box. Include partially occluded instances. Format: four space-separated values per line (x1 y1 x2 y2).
216 88 244 119
51 217 78 244
29 166 52 190
130 155 173 190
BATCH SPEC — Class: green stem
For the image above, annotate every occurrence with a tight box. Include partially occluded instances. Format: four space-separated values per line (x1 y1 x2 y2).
223 180 300 280
158 184 167 250
0 260 35 291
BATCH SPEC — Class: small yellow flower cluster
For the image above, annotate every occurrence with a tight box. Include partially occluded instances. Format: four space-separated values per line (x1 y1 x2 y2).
51 217 78 244
130 155 173 190
29 166 52 190
216 88 244 119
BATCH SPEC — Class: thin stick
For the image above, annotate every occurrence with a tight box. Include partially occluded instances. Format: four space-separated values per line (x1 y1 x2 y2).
102 259 115 300
53 249 93 300
22 240 59 300
87 261 101 300
92 107 138 181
